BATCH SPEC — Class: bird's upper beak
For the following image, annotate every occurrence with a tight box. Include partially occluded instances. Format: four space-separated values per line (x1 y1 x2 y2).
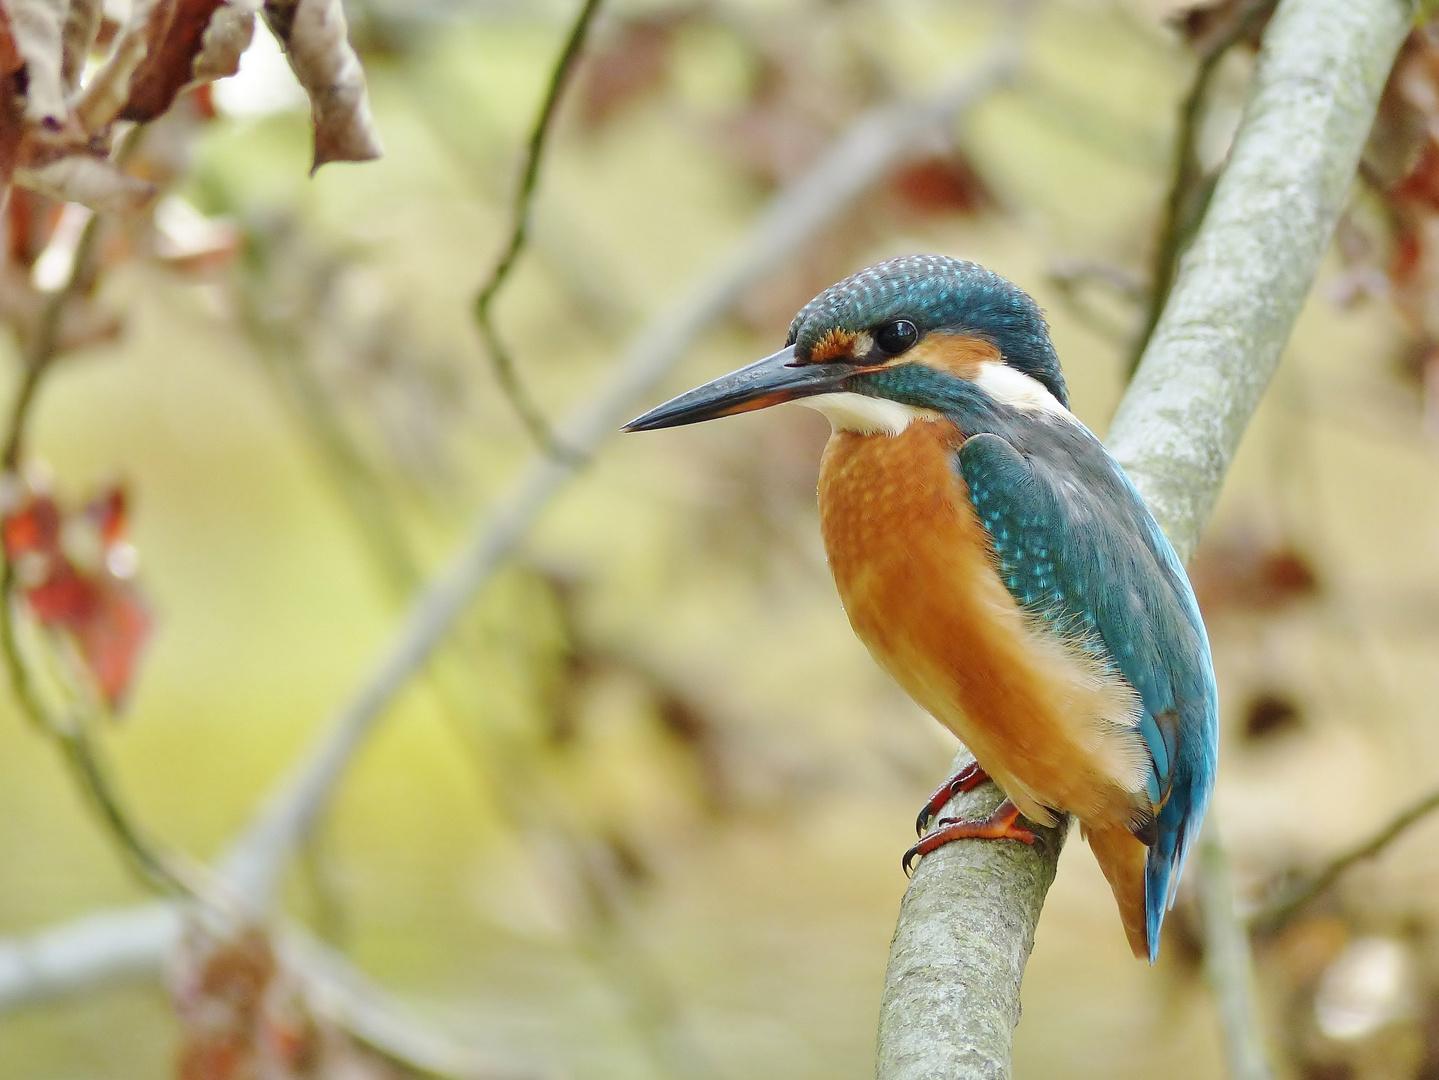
623 345 853 432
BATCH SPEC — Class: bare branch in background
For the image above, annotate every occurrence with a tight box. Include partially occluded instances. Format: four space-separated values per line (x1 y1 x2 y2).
1257 780 1439 931
1127 0 1277 376
1196 823 1273 1080
473 0 605 460
0 38 1018 1016
876 0 1413 1075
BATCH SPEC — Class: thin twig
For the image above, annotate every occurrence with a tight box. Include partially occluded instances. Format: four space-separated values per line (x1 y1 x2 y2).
0 583 189 895
1 212 104 470
1126 0 1277 378
1197 822 1274 1080
1257 782 1439 931
474 0 605 461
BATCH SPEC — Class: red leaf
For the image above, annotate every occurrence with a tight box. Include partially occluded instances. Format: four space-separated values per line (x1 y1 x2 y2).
1 481 151 709
119 0 228 123
887 154 993 218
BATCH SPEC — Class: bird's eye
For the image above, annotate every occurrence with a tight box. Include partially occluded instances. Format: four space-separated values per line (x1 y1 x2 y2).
874 319 918 357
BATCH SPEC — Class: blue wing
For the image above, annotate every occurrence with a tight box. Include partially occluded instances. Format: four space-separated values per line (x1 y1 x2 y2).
956 426 1218 962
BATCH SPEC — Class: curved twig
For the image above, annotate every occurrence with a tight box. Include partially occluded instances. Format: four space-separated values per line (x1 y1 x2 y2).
1127 0 1278 378
474 0 605 461
1256 781 1439 931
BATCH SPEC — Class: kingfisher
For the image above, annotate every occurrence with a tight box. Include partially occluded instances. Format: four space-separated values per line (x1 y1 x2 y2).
624 255 1217 962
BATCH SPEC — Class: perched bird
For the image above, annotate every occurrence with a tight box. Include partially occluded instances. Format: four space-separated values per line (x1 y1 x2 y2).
624 255 1217 962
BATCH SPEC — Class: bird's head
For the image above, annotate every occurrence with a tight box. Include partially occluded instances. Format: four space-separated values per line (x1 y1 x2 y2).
624 255 1069 436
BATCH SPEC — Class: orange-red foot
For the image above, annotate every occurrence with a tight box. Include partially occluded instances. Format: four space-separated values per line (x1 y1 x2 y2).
902 799 1037 876
915 761 991 837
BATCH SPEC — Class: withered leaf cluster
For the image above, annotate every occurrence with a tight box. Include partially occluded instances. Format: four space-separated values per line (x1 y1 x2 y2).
172 924 423 1080
0 0 381 215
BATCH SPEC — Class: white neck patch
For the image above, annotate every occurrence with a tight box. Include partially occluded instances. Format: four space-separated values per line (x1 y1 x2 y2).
974 362 1072 418
798 391 938 436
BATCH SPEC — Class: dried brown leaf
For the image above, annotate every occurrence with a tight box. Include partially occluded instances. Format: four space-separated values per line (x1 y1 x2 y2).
262 0 381 172
1189 533 1321 615
3 0 68 129
886 153 994 218
191 0 256 84
14 151 156 213
0 1 21 75
0 81 21 189
59 0 102 91
120 0 235 122
5 185 61 265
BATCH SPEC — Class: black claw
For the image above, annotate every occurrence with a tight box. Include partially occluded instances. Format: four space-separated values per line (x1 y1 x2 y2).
902 842 922 877
915 809 932 838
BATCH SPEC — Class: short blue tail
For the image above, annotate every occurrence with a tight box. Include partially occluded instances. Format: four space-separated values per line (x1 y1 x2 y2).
1143 781 1204 964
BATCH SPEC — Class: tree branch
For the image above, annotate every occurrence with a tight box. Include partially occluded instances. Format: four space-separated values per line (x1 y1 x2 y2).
0 44 1018 1014
1197 822 1273 1080
1127 0 1277 377
1256 780 1439 931
876 0 1412 1076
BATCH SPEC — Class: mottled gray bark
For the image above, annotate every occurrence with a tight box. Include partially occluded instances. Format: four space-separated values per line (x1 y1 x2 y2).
875 0 1415 1077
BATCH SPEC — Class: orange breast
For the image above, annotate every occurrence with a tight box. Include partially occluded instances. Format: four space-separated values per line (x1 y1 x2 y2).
818 420 1145 829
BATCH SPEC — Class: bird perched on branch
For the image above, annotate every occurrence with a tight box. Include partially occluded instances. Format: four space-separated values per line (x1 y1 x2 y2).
625 255 1217 962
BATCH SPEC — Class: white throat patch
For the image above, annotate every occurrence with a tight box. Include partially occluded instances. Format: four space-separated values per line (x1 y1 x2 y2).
974 362 1072 418
798 392 938 436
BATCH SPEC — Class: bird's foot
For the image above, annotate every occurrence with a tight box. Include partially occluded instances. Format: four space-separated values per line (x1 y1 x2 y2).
902 799 1036 876
915 761 992 837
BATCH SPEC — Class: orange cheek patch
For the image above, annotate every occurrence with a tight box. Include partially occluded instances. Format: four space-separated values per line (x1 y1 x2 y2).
908 332 1000 378
809 328 859 363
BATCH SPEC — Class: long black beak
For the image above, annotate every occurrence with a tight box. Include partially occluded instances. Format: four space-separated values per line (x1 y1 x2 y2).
623 345 852 432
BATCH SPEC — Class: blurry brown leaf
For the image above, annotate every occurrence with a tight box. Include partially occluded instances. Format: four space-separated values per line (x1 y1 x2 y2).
0 0 21 74
716 54 866 189
262 0 382 173
0 84 24 189
3 0 68 130
0 263 123 350
172 922 428 1080
5 185 61 265
1170 0 1275 57
886 153 993 218
577 13 683 129
120 0 229 122
1189 533 1321 614
13 151 156 213
1242 690 1304 741
0 479 151 709
152 194 240 275
190 0 256 84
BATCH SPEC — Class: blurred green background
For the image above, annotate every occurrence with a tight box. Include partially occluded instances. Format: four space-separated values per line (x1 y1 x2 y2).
3 1 1439 1077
